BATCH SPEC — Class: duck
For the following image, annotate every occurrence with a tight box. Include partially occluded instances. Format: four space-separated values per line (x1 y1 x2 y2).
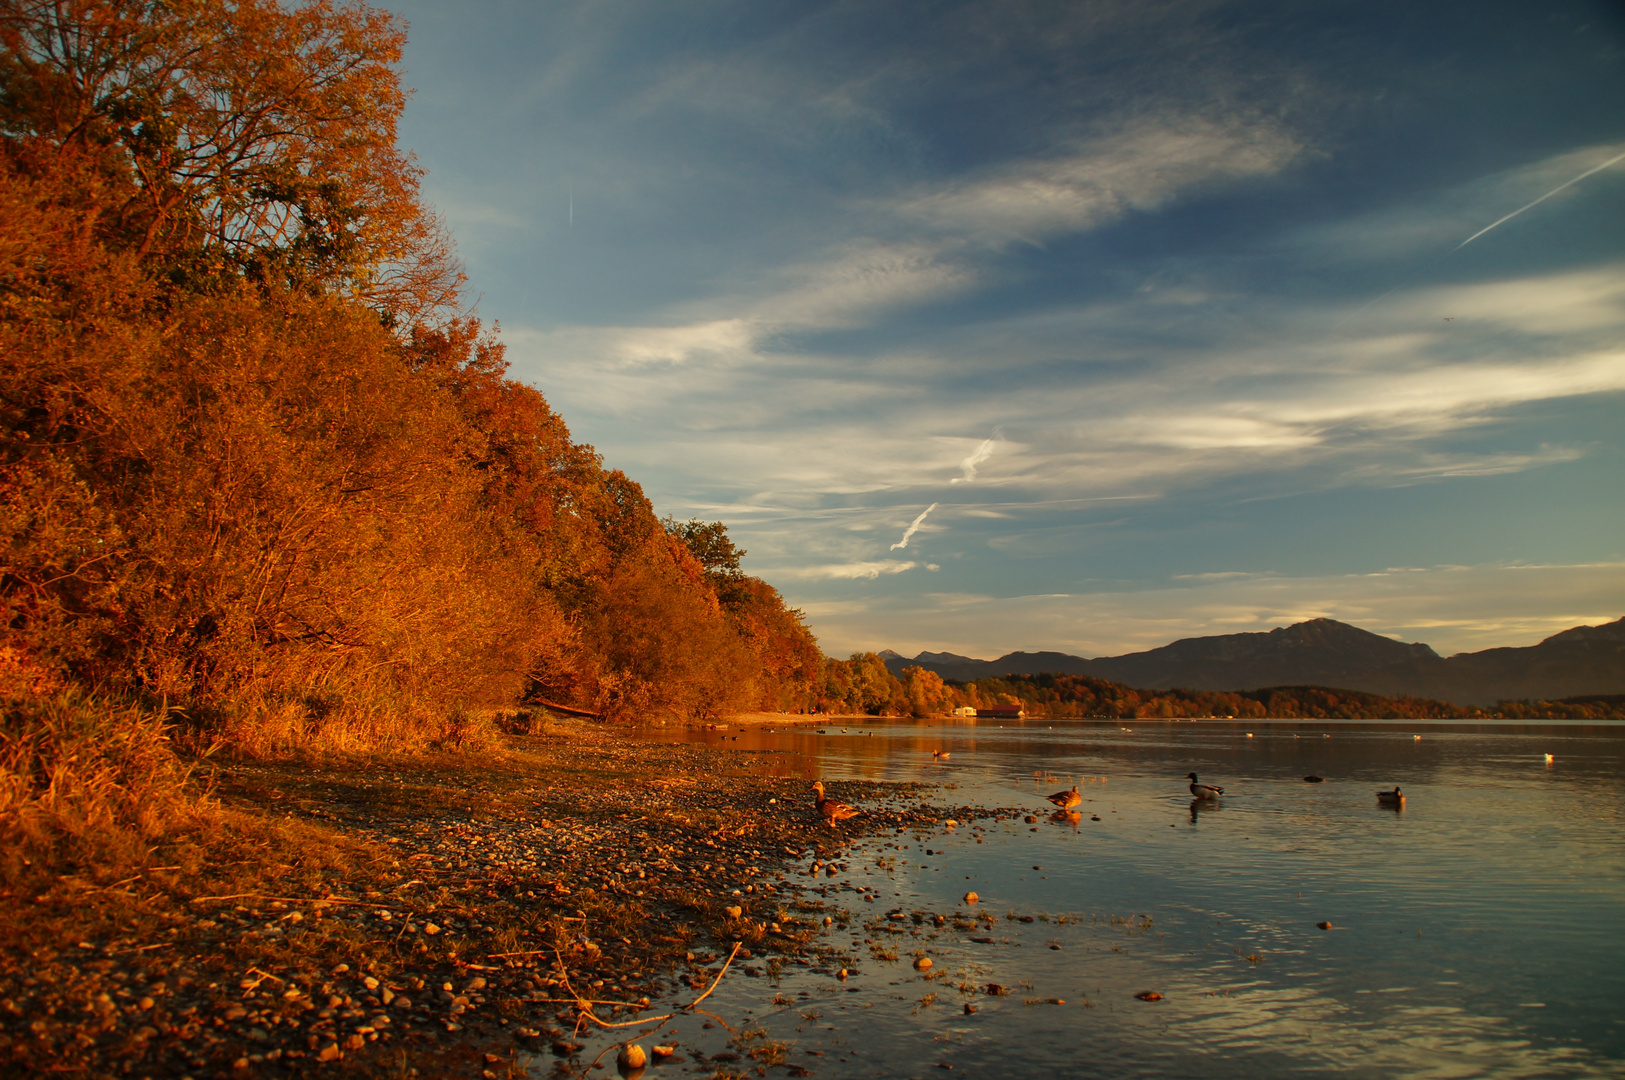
1047 785 1081 810
1376 787 1404 805
1187 772 1223 799
932 750 951 760
812 781 859 825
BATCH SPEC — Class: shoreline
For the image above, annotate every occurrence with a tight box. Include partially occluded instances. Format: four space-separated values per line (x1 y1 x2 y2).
1 721 996 1078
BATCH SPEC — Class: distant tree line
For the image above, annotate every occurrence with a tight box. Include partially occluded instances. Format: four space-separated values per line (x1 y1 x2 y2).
0 0 818 742
814 662 1625 721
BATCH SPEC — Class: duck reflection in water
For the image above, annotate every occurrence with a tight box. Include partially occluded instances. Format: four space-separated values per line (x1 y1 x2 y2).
1190 798 1223 823
1049 808 1082 830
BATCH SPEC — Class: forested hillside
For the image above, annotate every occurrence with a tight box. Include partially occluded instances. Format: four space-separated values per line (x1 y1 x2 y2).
0 0 819 745
817 658 1625 720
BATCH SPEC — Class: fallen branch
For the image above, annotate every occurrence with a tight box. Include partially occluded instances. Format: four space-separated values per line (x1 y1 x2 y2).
571 941 742 1032
529 699 603 721
189 893 393 909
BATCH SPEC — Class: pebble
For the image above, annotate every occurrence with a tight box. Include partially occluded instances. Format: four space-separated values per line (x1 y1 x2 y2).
913 957 933 971
618 1043 648 1070
725 906 743 918
962 891 979 904
652 1045 676 1059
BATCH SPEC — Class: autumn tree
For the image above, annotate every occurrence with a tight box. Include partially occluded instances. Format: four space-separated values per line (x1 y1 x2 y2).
903 665 950 718
1 0 829 743
0 0 460 322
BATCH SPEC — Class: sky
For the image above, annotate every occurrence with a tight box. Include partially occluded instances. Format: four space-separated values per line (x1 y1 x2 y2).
383 0 1625 661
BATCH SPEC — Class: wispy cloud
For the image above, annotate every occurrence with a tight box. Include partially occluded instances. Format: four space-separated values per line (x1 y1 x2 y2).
890 503 938 550
950 436 998 483
897 119 1302 247
792 560 920 580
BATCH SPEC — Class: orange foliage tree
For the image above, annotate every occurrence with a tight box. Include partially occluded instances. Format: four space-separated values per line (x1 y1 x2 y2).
1 0 828 739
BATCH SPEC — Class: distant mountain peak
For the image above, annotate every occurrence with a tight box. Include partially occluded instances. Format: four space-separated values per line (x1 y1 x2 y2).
878 616 1624 706
913 650 987 665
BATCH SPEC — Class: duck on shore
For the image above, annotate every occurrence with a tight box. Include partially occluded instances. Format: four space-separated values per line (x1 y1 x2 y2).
1187 772 1223 799
1047 785 1081 810
812 781 859 825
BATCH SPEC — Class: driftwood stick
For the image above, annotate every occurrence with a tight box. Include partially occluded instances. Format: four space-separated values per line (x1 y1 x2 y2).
571 941 743 1031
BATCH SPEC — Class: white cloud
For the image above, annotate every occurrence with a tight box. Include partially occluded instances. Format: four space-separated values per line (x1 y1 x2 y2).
791 560 921 580
890 503 938 550
951 435 998 483
897 119 1302 246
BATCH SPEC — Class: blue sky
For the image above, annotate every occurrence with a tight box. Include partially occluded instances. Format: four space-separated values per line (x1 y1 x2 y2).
385 0 1625 660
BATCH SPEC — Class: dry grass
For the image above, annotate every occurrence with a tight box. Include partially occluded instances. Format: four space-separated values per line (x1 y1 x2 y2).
181 687 508 760
0 691 212 882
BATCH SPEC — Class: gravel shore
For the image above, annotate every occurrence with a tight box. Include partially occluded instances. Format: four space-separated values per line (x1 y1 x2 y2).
1 720 1003 1078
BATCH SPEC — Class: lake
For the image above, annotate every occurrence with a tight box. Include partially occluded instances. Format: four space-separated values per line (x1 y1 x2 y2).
576 718 1625 1079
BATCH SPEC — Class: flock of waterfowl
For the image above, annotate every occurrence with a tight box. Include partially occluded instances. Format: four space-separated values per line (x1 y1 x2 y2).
810 764 1418 826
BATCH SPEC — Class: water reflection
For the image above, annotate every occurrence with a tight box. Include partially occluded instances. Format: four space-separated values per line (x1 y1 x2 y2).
615 718 1625 1078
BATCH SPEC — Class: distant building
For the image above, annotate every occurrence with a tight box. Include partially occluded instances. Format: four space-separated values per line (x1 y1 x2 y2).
976 705 1025 719
951 705 977 718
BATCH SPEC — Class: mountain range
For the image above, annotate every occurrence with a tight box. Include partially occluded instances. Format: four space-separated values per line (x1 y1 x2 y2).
878 617 1625 706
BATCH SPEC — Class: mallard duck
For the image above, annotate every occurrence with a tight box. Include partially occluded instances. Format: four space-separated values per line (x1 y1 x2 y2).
812 781 859 824
1187 772 1223 799
1376 787 1404 805
1047 785 1081 810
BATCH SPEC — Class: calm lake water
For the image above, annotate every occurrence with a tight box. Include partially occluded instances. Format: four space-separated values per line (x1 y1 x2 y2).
566 719 1625 1079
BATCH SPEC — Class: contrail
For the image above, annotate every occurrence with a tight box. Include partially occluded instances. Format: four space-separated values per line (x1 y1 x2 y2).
1457 148 1625 249
890 503 938 550
950 436 998 483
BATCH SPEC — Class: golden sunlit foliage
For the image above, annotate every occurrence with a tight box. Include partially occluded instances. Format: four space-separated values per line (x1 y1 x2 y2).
1 0 821 746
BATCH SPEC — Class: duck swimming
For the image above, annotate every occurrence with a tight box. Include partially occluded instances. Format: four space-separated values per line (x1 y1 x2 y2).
1187 772 1223 799
1376 787 1404 805
812 781 859 825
